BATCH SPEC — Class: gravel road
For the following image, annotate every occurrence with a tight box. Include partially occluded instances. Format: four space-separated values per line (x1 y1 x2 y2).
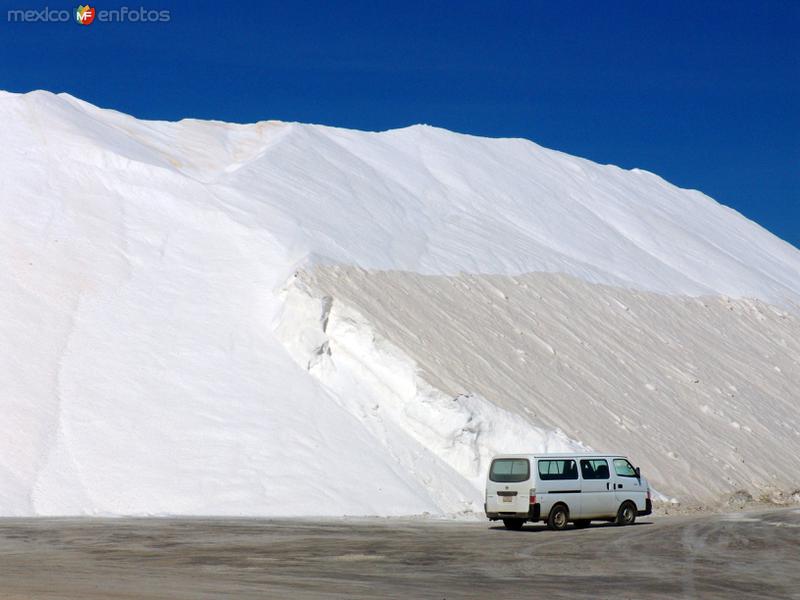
1 508 798 599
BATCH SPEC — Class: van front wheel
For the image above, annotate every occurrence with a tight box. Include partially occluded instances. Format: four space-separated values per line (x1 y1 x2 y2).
547 504 569 531
502 518 525 530
615 501 637 526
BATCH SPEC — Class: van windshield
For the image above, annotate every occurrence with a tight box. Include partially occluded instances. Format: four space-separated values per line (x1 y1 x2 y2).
614 458 637 477
489 459 530 483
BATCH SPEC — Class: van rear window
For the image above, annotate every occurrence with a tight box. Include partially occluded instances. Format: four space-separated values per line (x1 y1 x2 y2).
489 459 530 483
538 459 578 480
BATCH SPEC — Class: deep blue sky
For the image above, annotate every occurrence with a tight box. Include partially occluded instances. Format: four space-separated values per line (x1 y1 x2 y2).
1 1 798 247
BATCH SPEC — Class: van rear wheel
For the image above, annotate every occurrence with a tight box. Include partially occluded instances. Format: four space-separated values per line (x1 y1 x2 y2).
547 504 569 531
615 501 637 526
502 518 525 530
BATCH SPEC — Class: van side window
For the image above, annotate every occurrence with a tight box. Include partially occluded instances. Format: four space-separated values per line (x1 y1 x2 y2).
489 459 530 483
613 458 637 477
580 459 610 480
538 459 578 480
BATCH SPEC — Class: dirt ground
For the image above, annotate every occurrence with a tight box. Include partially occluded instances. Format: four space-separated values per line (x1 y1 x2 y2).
1 508 798 599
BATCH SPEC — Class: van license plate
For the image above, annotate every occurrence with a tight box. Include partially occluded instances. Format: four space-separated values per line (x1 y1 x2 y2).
502 496 513 503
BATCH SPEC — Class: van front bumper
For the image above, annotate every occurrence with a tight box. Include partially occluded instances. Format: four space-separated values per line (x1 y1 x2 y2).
486 503 541 522
638 499 653 516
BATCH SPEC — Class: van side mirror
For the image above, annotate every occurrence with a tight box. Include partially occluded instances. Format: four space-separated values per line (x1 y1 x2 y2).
634 467 641 479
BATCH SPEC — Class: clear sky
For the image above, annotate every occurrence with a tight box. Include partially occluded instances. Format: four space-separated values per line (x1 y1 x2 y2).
1 0 797 248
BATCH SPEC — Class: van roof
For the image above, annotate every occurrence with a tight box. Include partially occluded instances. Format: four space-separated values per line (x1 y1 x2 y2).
492 453 628 460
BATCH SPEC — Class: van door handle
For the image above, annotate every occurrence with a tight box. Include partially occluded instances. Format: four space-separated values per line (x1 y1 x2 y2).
606 482 610 490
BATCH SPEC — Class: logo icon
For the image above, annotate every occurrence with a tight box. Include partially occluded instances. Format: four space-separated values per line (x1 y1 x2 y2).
75 5 95 25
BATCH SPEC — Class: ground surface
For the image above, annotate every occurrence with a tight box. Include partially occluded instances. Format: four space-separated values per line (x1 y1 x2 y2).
1 508 798 599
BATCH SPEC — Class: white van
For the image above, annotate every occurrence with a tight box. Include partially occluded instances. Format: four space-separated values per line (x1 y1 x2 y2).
485 453 652 530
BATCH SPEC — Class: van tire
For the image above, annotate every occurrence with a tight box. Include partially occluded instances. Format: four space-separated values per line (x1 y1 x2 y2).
547 504 569 531
615 501 637 526
502 518 525 530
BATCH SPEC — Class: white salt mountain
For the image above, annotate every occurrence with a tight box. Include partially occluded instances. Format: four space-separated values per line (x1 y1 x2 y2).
1 90 798 516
